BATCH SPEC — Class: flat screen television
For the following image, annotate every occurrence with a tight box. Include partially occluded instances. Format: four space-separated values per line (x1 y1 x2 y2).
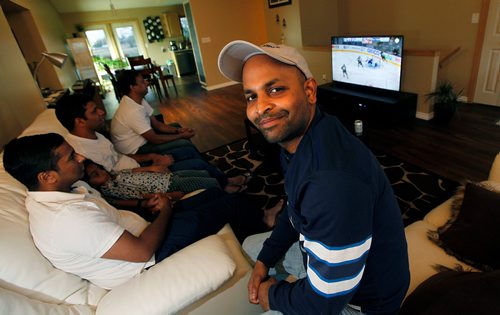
331 35 404 92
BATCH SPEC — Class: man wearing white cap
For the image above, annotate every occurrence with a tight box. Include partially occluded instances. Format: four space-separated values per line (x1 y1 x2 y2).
218 41 409 315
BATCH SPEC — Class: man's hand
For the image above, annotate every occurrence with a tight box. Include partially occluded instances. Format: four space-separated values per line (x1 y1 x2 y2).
144 165 170 173
179 128 195 139
248 260 270 304
142 193 172 213
257 277 278 311
150 154 174 166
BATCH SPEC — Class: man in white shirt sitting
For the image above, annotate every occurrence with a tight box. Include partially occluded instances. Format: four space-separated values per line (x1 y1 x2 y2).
111 70 196 156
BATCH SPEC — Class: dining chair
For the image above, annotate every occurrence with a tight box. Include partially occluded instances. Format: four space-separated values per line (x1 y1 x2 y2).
102 63 122 101
157 68 178 98
127 56 162 99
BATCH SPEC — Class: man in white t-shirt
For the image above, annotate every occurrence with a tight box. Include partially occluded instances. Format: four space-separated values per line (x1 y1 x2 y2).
3 133 279 289
111 70 196 156
56 94 173 173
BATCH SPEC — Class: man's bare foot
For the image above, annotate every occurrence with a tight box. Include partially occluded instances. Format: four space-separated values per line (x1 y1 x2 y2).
263 199 284 228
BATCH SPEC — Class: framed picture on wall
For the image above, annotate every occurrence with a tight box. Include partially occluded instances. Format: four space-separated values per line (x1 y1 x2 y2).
268 0 291 8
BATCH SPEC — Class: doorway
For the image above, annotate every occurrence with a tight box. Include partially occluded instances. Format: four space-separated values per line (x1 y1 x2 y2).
473 0 500 106
2 1 61 89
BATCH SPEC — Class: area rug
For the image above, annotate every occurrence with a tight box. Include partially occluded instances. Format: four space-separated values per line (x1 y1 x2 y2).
204 139 459 226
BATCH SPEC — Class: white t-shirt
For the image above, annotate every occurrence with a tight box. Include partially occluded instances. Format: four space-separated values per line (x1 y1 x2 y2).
26 181 154 289
65 132 140 172
111 96 154 154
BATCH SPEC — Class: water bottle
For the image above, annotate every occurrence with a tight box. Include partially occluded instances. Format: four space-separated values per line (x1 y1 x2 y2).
354 120 363 136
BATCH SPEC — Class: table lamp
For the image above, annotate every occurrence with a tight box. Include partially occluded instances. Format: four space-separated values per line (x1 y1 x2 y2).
33 52 68 85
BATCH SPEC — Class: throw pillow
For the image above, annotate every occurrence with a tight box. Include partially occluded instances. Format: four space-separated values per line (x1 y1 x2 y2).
400 270 500 315
96 234 236 315
428 181 500 271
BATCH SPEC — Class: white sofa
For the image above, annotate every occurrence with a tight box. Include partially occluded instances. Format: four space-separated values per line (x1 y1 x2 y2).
404 152 500 297
0 109 261 315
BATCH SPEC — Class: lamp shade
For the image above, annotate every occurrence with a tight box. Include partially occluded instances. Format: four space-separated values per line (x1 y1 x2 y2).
33 52 69 86
42 52 68 68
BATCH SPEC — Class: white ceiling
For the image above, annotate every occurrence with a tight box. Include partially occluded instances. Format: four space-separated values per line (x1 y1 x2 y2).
48 0 185 13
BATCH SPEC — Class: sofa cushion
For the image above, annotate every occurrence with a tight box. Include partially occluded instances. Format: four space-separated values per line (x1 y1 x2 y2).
0 286 93 315
96 234 236 315
429 181 500 271
18 109 68 138
400 270 500 314
404 220 475 297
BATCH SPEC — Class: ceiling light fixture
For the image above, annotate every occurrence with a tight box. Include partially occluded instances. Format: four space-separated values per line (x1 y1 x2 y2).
109 0 116 16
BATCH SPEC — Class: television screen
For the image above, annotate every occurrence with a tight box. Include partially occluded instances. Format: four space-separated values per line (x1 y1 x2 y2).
331 35 404 91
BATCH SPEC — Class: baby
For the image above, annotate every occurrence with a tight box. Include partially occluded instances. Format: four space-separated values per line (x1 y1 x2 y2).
84 160 223 201
84 160 283 228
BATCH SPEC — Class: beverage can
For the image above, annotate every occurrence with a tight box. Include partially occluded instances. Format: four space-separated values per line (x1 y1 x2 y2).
354 120 363 136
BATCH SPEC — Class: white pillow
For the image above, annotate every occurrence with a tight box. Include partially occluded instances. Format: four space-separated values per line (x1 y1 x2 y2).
96 234 236 315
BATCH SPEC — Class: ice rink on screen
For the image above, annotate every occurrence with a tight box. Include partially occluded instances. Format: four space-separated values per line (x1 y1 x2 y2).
332 46 402 91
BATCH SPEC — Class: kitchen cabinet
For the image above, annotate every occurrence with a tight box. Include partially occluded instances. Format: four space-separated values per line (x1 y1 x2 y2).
162 13 182 38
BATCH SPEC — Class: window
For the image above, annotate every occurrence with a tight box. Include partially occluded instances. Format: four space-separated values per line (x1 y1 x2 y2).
111 23 143 58
85 28 113 59
84 21 146 67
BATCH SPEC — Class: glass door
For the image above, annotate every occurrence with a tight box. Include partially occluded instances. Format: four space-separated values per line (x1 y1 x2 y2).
111 22 145 59
84 22 146 96
85 26 115 60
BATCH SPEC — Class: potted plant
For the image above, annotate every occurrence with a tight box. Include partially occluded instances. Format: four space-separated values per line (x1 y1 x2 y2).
427 81 463 123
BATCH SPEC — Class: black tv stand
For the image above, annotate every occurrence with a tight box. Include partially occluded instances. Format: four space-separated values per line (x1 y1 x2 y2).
317 82 417 129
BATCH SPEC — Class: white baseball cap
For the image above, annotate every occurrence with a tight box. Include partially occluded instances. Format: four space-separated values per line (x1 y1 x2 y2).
218 40 313 83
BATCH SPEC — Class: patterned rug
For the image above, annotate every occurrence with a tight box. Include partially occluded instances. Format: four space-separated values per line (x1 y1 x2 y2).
204 139 459 226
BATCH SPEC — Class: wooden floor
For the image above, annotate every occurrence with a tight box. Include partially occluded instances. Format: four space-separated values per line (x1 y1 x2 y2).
103 76 500 183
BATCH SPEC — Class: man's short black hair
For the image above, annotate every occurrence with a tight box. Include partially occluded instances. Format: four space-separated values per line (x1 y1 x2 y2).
55 93 94 132
3 133 65 190
116 70 140 96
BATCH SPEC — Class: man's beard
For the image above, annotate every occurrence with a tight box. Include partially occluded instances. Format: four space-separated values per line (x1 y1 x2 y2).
254 111 308 145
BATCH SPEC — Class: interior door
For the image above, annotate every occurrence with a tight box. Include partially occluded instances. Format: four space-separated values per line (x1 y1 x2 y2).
474 0 500 106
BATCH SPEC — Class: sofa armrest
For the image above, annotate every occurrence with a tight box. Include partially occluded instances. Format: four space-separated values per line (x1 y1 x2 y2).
96 234 236 315
423 198 453 227
488 153 500 183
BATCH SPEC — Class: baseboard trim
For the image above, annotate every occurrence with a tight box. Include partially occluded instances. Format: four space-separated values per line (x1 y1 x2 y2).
203 81 239 91
416 111 434 120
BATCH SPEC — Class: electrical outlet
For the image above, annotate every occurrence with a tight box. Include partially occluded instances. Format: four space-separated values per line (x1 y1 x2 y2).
322 74 327 81
471 13 479 24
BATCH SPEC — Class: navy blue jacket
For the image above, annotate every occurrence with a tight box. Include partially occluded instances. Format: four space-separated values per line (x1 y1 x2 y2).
257 108 409 315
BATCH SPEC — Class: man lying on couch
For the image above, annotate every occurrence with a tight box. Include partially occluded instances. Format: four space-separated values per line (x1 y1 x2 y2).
2 133 281 290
